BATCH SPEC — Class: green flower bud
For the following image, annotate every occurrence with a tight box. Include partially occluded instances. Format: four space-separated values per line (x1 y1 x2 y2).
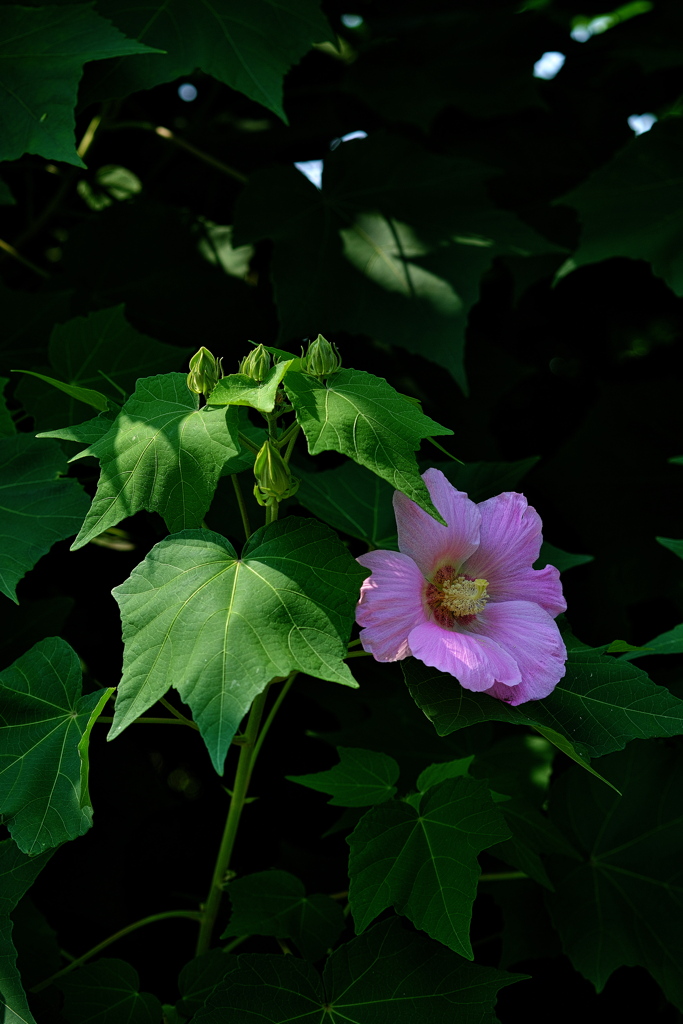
239 343 272 382
300 334 342 378
187 347 223 398
253 439 300 506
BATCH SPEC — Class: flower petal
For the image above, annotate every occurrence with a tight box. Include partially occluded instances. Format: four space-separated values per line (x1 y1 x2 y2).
469 601 567 704
394 468 480 578
407 620 522 692
356 550 426 661
463 492 566 616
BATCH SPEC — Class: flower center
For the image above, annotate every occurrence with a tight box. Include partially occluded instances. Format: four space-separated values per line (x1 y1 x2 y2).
425 566 489 628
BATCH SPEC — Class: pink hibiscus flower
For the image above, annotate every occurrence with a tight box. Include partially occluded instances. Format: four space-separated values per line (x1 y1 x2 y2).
355 468 567 704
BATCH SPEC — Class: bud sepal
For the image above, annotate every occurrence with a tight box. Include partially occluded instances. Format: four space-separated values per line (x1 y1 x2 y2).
253 439 300 506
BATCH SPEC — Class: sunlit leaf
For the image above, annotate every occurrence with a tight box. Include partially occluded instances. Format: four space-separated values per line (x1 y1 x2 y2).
284 368 452 523
69 373 240 549
208 360 291 413
111 520 366 772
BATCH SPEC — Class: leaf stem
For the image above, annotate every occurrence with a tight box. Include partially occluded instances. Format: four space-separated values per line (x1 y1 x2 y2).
282 425 300 464
251 672 297 766
96 716 196 726
231 473 252 540
159 696 200 729
0 237 49 279
479 871 528 882
238 431 261 455
195 687 269 955
111 122 248 183
345 650 372 659
31 910 202 992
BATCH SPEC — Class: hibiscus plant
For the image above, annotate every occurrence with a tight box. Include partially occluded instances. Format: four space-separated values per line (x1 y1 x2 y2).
2 2 683 1022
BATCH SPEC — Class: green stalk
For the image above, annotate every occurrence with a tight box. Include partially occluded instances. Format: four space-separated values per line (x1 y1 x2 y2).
32 911 202 992
195 687 269 955
231 473 252 540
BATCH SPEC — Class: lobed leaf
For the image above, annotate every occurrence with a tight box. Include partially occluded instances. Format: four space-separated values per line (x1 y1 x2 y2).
347 777 510 959
284 368 452 523
287 747 399 806
223 870 345 961
0 638 113 855
0 4 160 166
546 742 683 1011
69 373 240 549
111 520 366 772
56 957 163 1023
194 917 524 1023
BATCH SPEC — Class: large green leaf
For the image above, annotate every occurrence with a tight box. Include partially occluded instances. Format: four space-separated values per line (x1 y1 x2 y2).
194 918 524 1023
0 434 90 602
111 520 366 772
0 638 112 855
546 742 683 1011
0 4 160 166
0 841 54 1024
403 631 683 760
657 535 683 561
287 747 399 806
620 622 683 660
16 305 189 431
558 119 683 296
284 368 451 523
56 958 163 1024
234 132 559 389
93 0 335 121
69 373 240 549
222 870 345 961
295 462 398 549
347 777 510 959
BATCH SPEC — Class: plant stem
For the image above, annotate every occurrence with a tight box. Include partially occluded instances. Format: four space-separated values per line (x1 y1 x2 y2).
96 716 194 726
282 425 300 464
31 910 202 992
231 473 252 540
0 237 50 279
250 673 297 766
195 687 269 955
479 871 528 882
345 650 372 659
159 696 200 729
111 121 248 182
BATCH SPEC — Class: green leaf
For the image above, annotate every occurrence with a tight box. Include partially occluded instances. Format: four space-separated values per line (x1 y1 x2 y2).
69 373 239 550
0 841 54 1024
403 629 683 761
0 4 161 166
284 368 452 523
287 747 399 806
415 756 474 793
77 164 142 211
17 305 190 431
38 410 118 450
535 541 594 573
111 520 366 773
222 870 345 961
0 638 113 855
93 0 335 121
13 370 110 413
0 434 90 602
491 796 581 890
295 462 398 549
0 378 15 437
557 119 683 296
234 133 559 388
56 958 163 1024
295 457 541 550
195 917 525 1023
657 535 683 560
620 622 683 660
208 360 291 413
546 742 683 1011
0 178 15 206
347 778 510 958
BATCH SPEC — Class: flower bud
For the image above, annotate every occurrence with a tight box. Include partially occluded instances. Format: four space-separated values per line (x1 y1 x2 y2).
300 334 341 378
239 343 272 382
253 439 300 506
187 347 223 398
